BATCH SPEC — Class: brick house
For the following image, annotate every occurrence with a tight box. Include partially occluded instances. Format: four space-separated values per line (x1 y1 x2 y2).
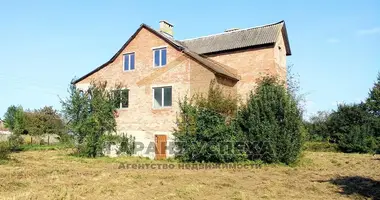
73 20 291 159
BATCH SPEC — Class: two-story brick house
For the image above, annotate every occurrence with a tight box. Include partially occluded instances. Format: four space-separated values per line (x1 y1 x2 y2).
73 20 291 159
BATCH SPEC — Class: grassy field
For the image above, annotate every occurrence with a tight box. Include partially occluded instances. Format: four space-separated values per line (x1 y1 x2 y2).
0 149 379 200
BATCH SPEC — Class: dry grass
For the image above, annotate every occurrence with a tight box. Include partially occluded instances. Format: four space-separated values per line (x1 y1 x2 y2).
0 150 379 200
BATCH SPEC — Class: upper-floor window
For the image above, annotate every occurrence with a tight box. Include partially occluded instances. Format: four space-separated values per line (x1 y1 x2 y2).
153 47 167 67
113 89 129 108
153 86 172 108
123 53 135 71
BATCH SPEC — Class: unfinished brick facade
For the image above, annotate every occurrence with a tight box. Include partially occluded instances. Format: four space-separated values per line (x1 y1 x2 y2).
74 21 291 158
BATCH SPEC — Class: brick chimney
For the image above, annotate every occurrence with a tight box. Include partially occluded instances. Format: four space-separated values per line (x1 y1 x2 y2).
159 20 174 37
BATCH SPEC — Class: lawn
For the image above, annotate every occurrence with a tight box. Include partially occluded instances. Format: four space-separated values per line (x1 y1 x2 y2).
0 149 379 200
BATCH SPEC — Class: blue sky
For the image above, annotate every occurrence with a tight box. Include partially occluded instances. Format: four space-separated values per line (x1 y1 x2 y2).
0 0 379 118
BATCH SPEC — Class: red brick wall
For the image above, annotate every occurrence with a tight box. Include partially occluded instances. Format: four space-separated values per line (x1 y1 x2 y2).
205 35 287 102
76 28 223 132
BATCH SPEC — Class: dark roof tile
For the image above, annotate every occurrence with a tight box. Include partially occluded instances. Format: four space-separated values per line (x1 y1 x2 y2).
180 21 291 55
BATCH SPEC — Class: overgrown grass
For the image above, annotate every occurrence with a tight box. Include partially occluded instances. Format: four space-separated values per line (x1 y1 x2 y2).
0 141 10 162
303 141 338 152
19 143 73 151
1 150 379 199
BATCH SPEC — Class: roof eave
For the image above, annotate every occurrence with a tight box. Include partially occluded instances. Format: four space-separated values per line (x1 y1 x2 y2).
182 50 240 81
281 21 292 56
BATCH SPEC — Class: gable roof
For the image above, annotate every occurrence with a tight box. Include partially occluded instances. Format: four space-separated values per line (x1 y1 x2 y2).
73 24 240 84
73 21 291 84
180 21 291 55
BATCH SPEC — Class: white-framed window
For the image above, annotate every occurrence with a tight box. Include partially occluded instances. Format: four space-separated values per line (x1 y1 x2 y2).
153 47 167 67
153 86 172 108
123 53 135 71
113 89 129 109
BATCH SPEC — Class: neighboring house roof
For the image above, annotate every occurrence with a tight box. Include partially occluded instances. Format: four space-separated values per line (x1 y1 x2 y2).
180 21 291 55
73 21 290 84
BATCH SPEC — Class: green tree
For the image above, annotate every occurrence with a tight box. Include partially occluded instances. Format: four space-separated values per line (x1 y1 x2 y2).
236 77 303 164
3 105 26 135
328 103 377 153
61 81 120 157
366 72 380 117
365 72 380 152
304 111 331 141
22 107 65 143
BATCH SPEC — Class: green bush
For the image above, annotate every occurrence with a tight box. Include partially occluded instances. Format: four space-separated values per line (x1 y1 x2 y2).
102 133 136 156
8 134 24 151
175 77 303 164
303 142 338 152
174 82 246 163
303 73 380 154
304 111 331 142
194 79 238 117
328 103 377 153
118 134 135 156
0 142 10 160
236 77 303 164
337 125 377 153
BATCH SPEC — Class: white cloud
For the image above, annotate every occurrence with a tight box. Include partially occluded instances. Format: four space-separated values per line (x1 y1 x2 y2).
327 38 340 43
357 27 380 36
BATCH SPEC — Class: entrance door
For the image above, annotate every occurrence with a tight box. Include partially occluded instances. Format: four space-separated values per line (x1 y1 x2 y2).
155 135 167 160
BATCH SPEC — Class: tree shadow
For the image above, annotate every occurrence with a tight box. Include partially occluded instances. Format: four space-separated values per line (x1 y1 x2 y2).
329 176 380 200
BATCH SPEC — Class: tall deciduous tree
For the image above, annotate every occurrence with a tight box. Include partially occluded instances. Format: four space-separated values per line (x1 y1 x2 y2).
61 81 120 157
24 106 65 138
3 105 25 134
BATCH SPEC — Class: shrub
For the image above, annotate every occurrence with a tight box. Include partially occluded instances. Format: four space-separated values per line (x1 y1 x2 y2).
304 111 331 142
0 142 10 160
328 103 377 153
8 134 24 151
236 77 303 164
101 133 135 156
194 79 238 117
303 141 338 152
174 85 246 163
118 133 135 156
337 125 377 153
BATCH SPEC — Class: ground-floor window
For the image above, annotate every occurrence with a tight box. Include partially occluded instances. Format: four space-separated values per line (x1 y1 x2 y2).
153 86 172 108
113 89 129 108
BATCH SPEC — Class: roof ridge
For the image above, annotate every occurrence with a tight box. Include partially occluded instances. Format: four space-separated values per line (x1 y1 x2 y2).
180 20 284 42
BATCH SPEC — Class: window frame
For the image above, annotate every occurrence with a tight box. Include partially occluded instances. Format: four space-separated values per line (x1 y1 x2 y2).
123 52 135 71
152 86 172 109
113 88 130 109
152 47 167 68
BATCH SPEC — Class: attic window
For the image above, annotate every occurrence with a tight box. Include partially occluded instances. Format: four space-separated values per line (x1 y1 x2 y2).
153 47 167 67
123 53 135 71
